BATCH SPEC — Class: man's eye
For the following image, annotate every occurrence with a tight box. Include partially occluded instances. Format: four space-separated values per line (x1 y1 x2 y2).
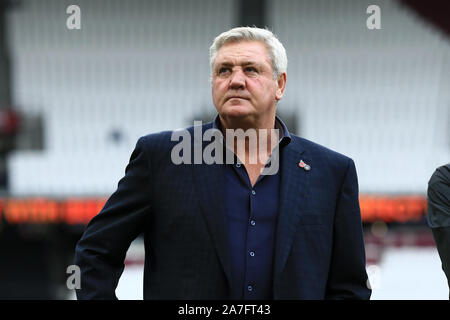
245 67 257 73
218 67 230 74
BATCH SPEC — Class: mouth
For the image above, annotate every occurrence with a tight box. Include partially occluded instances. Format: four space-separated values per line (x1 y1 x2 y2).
227 96 249 101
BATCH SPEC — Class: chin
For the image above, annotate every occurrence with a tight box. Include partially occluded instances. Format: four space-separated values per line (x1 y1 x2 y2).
221 107 253 119
221 101 254 117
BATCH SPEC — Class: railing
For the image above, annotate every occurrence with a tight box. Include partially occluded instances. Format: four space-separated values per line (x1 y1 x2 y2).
0 195 427 225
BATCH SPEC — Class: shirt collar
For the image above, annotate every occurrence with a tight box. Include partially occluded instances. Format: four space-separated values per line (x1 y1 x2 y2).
212 114 292 146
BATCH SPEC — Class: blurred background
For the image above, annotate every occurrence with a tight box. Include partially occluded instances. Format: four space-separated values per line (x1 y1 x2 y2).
0 0 448 299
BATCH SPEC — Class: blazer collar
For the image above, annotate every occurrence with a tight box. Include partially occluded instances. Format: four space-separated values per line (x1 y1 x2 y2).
190 122 232 290
273 138 311 288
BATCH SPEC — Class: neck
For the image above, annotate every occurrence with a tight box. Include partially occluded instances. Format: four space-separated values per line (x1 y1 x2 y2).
218 112 276 132
219 114 279 166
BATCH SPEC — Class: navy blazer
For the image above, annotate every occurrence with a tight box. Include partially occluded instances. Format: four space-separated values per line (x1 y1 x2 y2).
74 121 371 300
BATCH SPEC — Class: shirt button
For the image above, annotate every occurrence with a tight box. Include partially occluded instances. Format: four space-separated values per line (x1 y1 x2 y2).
249 251 255 257
247 285 253 292
250 220 256 226
251 190 256 195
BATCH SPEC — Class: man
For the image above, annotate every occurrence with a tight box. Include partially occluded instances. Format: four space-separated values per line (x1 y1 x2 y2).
74 27 371 300
427 164 450 297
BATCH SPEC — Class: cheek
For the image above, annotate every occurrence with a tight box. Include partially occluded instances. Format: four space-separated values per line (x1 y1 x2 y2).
211 84 224 106
249 80 276 100
266 81 279 98
212 82 227 97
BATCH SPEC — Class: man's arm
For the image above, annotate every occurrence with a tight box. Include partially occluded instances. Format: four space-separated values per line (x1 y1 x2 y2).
325 158 371 299
74 136 152 299
427 165 450 295
431 226 450 294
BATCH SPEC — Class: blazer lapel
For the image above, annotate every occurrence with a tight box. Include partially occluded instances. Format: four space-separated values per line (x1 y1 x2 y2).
273 140 311 287
191 124 232 289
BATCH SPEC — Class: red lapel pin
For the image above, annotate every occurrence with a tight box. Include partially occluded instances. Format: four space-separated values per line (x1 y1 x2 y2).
299 160 311 171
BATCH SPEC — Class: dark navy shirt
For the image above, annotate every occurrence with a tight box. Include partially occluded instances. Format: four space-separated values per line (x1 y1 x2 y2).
212 115 291 300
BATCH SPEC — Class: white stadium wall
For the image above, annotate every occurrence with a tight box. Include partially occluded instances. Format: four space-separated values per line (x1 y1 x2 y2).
5 0 450 196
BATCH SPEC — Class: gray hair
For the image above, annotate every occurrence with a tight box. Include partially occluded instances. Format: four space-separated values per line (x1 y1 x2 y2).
209 26 288 80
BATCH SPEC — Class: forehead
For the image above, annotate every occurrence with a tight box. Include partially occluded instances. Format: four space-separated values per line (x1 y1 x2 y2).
214 40 272 67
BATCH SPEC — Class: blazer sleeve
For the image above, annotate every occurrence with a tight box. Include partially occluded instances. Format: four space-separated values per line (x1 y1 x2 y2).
427 165 450 295
74 136 152 299
325 158 371 299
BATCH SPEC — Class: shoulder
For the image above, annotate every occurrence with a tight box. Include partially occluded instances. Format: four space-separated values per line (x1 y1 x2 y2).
429 164 450 188
286 135 359 199
134 122 213 161
138 122 213 147
427 164 450 227
289 134 354 170
427 164 450 206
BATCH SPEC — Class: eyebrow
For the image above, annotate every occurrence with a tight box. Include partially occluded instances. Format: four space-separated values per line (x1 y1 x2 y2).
216 61 261 68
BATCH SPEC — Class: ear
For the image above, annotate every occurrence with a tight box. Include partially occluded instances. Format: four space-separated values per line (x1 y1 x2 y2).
275 72 287 101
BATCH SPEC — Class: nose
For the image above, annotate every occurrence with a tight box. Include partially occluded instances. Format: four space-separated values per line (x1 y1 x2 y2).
229 69 246 90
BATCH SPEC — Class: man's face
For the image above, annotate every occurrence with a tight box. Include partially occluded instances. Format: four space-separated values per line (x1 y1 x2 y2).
211 40 285 124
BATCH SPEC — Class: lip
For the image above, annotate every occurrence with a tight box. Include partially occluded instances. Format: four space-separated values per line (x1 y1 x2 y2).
227 96 249 101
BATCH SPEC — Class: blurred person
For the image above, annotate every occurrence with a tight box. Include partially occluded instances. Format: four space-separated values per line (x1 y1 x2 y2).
0 106 20 188
74 27 370 300
427 163 450 298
